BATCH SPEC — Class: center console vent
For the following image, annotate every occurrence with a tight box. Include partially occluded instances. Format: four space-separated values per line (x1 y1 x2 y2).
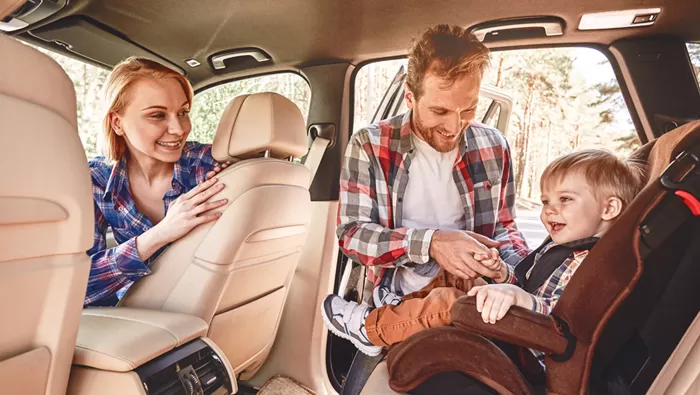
136 339 234 395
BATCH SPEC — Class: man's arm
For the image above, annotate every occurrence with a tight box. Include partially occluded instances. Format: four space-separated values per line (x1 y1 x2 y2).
493 141 530 265
337 132 435 268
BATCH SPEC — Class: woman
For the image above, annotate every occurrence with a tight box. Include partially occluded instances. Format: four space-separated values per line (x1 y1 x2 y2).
86 57 228 306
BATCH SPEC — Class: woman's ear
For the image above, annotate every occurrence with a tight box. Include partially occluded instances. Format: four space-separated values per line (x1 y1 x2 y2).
110 113 124 136
601 197 623 221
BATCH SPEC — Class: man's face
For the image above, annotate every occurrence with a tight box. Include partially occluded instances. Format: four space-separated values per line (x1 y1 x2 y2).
406 70 481 152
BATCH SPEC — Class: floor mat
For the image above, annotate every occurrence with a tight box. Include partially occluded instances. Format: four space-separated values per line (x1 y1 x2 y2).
257 375 315 395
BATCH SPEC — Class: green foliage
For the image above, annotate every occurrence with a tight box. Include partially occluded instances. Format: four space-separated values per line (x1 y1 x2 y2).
189 74 311 143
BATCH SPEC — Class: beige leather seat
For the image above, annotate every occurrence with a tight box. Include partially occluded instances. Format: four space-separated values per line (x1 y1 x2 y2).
120 92 311 379
0 3 95 394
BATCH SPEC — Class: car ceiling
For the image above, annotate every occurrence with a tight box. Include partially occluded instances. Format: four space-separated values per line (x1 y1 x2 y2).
11 0 700 90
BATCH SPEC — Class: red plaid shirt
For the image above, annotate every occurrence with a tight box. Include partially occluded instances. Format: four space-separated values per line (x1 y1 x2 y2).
337 110 529 286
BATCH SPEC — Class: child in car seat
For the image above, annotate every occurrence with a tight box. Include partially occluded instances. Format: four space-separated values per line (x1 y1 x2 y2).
321 149 645 358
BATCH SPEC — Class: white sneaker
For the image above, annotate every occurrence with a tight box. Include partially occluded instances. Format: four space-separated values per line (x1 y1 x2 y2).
321 295 383 356
373 285 402 307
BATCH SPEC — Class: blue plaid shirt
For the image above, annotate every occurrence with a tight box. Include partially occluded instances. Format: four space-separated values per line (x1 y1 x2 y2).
85 142 217 306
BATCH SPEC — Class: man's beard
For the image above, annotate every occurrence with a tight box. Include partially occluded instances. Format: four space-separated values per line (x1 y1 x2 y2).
412 109 463 153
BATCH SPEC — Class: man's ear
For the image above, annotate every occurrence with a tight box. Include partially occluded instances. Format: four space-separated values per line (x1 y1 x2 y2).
405 82 416 110
601 197 623 221
110 113 124 136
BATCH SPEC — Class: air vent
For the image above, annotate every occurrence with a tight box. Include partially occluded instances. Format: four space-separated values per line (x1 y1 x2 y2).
136 339 233 395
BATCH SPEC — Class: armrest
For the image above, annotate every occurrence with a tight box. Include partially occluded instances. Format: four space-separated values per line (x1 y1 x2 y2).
74 308 208 372
451 296 569 356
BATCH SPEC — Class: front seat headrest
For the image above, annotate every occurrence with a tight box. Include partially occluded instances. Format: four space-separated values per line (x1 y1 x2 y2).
212 92 308 161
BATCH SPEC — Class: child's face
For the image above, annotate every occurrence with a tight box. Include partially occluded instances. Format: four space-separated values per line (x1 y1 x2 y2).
539 172 613 244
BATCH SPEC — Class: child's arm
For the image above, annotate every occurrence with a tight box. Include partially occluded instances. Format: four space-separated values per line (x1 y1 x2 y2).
466 284 533 324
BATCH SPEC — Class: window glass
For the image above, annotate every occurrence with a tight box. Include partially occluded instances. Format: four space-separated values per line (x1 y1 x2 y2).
687 43 700 85
33 46 109 158
189 74 311 143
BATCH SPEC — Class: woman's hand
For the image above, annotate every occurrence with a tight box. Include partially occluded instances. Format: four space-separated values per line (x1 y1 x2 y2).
135 177 227 261
467 284 532 324
205 161 232 180
155 176 227 243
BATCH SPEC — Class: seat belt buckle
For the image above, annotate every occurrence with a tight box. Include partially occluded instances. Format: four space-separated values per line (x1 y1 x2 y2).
660 145 700 216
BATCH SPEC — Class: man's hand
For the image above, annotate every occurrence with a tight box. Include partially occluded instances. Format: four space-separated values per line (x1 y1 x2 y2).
467 284 532 324
429 230 500 280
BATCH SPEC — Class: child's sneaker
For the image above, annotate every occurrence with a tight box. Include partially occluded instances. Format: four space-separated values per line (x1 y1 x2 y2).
373 285 402 307
321 295 382 356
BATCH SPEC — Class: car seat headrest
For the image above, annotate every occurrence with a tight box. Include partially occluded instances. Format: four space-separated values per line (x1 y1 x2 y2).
211 92 308 161
645 121 700 183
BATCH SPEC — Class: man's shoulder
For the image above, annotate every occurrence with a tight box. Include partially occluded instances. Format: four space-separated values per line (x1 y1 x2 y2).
351 113 404 147
467 122 509 149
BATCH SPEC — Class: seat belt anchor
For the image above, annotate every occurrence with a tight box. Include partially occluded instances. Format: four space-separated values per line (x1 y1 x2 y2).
660 145 700 216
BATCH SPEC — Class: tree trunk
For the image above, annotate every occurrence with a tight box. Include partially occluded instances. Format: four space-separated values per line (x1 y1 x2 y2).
495 57 505 88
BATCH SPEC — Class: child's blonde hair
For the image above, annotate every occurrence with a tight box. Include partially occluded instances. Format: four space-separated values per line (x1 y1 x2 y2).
540 149 646 208
102 57 193 161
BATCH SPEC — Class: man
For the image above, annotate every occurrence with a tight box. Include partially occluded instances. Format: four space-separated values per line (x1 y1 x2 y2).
337 24 529 308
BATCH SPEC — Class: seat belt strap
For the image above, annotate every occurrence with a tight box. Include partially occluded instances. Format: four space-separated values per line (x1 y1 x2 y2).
304 136 330 186
340 352 385 395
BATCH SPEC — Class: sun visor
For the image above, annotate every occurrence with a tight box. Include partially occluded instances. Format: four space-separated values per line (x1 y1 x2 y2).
30 16 185 74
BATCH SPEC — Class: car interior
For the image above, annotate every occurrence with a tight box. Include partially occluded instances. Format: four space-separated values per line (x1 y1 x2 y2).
1 0 699 394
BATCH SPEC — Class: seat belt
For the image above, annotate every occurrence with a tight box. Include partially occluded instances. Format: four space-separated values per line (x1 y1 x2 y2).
340 352 385 395
304 136 330 186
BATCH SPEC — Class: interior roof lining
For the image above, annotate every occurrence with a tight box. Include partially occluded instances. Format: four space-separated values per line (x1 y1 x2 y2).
8 0 700 88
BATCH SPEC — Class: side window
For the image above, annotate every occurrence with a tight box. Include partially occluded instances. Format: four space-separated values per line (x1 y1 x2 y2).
32 46 109 159
484 48 637 246
189 74 311 143
687 43 700 85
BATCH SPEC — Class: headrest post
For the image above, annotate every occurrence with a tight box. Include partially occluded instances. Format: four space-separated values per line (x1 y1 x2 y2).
263 150 271 158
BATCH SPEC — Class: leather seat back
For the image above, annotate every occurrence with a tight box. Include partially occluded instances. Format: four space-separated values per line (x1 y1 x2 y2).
121 92 311 379
0 4 94 394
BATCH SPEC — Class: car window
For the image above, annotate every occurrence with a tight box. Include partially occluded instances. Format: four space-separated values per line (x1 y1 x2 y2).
28 45 311 155
354 48 637 248
687 43 700 85
189 74 311 144
32 46 109 159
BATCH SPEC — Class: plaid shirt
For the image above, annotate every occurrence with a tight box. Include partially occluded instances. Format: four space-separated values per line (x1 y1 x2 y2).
498 241 589 314
497 240 590 366
337 110 529 286
85 142 216 306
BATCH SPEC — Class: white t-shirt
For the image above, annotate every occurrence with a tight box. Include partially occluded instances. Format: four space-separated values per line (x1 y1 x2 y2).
394 133 466 294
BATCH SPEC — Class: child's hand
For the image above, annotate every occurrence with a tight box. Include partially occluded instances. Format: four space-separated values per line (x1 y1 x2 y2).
473 247 499 268
467 284 530 324
473 248 506 280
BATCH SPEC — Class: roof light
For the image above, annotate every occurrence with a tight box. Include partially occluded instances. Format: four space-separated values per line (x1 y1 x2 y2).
579 8 661 30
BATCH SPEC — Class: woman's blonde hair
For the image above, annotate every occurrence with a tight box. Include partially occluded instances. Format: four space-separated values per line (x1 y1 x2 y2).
102 57 194 161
